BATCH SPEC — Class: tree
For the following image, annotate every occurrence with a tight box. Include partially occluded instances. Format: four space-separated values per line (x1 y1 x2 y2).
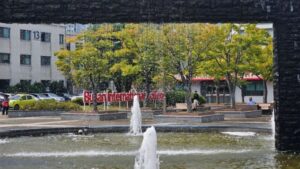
202 24 271 108
111 24 160 106
56 25 118 112
244 26 273 103
161 24 216 112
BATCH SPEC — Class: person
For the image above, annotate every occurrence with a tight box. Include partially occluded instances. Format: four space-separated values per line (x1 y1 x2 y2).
192 99 199 110
247 97 256 105
2 95 9 115
192 91 200 103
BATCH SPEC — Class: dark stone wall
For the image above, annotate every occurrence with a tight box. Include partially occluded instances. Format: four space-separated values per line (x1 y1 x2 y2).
0 0 278 23
274 18 300 151
1 0 300 152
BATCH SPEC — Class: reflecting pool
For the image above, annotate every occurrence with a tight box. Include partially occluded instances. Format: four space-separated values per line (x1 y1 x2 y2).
0 132 299 169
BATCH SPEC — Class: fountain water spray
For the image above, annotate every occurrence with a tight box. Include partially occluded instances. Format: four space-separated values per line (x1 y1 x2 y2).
134 126 159 169
129 95 142 135
271 109 275 140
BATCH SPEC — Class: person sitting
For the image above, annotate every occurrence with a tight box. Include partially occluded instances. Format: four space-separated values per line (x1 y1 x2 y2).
247 97 256 105
192 99 199 110
192 91 200 103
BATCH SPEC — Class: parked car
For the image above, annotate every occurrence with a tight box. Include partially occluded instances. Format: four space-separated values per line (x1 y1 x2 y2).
71 92 83 101
43 93 65 102
0 95 4 109
62 93 72 101
9 94 39 110
31 93 52 100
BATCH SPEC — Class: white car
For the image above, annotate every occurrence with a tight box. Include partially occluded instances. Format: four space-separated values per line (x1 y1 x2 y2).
43 93 65 102
71 93 83 101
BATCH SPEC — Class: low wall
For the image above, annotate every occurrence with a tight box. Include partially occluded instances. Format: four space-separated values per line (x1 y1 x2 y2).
154 114 224 123
216 110 262 118
127 109 161 119
8 110 64 118
61 112 128 121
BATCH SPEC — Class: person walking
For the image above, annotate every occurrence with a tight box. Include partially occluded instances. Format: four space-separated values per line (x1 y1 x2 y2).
2 95 9 115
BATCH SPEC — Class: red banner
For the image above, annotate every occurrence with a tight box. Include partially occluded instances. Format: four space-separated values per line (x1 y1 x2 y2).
83 91 164 103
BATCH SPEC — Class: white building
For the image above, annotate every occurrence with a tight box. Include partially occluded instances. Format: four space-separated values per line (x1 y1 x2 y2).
191 75 274 104
0 23 66 91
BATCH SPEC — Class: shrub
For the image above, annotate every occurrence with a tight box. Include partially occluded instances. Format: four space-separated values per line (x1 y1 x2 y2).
166 90 186 106
198 95 206 105
18 100 81 111
71 97 84 105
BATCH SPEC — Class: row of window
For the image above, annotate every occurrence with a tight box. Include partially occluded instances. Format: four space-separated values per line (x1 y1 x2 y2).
0 27 64 44
0 53 51 66
201 81 264 96
0 80 64 91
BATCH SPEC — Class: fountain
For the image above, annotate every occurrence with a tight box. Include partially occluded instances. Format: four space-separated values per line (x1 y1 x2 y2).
129 95 142 135
271 109 275 139
134 126 159 169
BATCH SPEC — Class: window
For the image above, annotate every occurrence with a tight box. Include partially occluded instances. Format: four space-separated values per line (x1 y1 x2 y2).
59 34 64 44
20 55 31 65
20 80 31 84
244 81 264 96
66 43 71 50
20 30 31 41
0 27 10 38
0 53 10 64
41 32 51 42
27 95 33 100
0 79 10 91
41 56 51 66
41 80 51 87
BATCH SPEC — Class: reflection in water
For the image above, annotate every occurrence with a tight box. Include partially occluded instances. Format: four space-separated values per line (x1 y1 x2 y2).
0 132 299 169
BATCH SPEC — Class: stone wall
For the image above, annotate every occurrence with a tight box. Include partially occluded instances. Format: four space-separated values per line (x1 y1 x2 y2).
0 0 278 23
1 0 300 151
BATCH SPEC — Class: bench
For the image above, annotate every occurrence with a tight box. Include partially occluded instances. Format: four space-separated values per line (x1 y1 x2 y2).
258 103 273 110
258 103 273 115
175 103 187 111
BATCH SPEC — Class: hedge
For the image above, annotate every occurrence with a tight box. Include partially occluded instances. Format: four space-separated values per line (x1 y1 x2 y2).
18 100 81 111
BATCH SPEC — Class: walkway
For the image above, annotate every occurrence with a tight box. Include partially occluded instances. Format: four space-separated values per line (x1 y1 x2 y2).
0 115 272 134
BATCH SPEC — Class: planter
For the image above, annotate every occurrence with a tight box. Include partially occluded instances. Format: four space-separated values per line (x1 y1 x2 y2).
8 110 65 118
61 112 128 121
215 110 262 118
127 109 162 119
154 114 224 123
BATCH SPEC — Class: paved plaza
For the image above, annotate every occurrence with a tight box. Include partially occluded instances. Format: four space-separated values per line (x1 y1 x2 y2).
0 115 271 133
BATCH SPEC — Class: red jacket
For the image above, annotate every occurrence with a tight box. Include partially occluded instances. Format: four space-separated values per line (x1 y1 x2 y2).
2 101 9 107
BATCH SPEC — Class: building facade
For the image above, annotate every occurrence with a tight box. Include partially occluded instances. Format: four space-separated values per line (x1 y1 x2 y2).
191 75 274 104
0 23 66 91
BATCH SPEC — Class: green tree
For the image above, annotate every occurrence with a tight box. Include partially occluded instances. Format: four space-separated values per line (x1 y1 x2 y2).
162 24 216 112
202 24 270 108
56 25 118 112
244 27 273 103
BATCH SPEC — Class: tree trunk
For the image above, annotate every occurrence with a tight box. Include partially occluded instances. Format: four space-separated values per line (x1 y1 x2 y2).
241 86 245 103
226 80 236 109
263 80 268 103
162 71 167 113
90 75 98 112
216 83 220 104
144 76 151 108
92 89 97 112
185 80 193 113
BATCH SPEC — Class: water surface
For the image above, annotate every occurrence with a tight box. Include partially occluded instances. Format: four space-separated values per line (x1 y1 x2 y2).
0 132 299 169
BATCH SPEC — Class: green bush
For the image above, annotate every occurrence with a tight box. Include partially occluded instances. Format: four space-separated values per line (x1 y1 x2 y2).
18 100 81 111
71 97 84 105
166 90 186 106
198 95 206 105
